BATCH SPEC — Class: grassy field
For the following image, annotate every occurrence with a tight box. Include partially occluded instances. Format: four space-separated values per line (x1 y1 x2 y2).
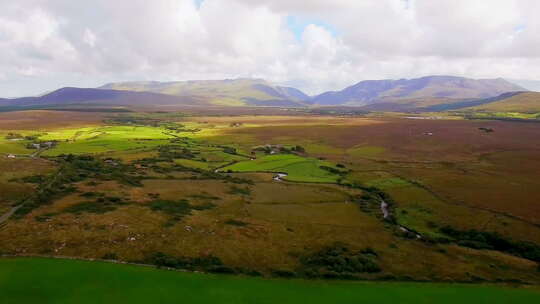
40 126 175 156
1 258 539 304
221 154 345 183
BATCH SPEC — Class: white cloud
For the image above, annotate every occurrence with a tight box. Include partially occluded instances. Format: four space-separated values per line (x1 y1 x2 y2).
82 29 96 48
1 0 540 97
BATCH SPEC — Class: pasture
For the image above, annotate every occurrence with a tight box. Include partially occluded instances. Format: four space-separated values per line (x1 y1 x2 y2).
221 154 345 183
40 126 175 156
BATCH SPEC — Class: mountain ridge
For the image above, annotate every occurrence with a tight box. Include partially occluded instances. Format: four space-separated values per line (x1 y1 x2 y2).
0 87 203 108
99 78 310 107
0 76 530 111
311 75 526 107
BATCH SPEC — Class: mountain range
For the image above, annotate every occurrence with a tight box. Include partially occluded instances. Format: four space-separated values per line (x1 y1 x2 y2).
1 75 534 112
99 78 311 107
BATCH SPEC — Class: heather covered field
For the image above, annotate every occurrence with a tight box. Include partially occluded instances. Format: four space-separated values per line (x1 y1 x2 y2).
0 110 539 290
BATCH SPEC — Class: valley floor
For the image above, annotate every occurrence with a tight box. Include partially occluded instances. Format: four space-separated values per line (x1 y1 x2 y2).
0 110 539 285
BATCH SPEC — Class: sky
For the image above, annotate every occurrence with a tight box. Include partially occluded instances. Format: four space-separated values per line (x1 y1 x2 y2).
1 0 540 97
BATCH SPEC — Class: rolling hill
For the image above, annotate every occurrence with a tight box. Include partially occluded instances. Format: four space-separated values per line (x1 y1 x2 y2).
0 76 531 112
0 87 204 109
464 91 540 112
99 78 310 107
311 76 526 110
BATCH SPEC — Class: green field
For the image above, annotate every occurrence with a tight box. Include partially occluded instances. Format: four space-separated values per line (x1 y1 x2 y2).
40 126 175 156
221 154 345 183
0 258 538 304
0 139 32 155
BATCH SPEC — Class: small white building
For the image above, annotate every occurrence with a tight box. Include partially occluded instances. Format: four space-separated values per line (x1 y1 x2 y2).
7 154 16 158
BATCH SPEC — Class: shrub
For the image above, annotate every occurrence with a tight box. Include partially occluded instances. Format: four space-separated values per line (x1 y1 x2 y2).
147 200 215 224
147 252 223 271
299 243 381 278
225 219 248 226
228 186 251 196
440 225 540 262
272 270 296 278
102 253 118 260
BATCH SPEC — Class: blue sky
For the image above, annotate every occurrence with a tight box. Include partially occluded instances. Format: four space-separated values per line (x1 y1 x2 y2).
194 0 204 9
194 0 338 41
286 16 339 41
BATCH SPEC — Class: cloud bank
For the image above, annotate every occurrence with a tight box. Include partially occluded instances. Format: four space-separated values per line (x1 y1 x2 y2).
1 0 539 97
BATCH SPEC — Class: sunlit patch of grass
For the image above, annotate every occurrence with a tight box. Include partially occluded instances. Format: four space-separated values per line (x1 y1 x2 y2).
222 154 345 183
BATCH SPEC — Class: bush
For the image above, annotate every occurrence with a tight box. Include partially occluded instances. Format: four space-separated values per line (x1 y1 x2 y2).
147 200 215 224
228 186 251 196
440 226 540 262
147 252 223 271
21 175 46 184
299 243 381 278
102 253 118 260
225 219 248 226
291 145 305 153
272 270 296 278
208 266 236 274
222 146 237 155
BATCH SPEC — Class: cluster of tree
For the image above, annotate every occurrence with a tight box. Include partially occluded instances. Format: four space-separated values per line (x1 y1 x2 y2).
298 243 381 279
221 146 237 155
440 226 540 262
224 219 248 226
146 252 224 271
354 185 397 224
144 252 261 276
252 145 305 155
5 132 23 139
319 165 347 175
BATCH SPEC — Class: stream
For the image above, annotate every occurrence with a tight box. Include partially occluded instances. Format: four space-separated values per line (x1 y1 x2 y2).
273 173 288 181
380 200 421 239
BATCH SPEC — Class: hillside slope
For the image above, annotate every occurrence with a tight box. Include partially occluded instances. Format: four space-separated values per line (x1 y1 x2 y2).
466 91 540 112
312 76 525 108
100 79 310 107
0 87 203 108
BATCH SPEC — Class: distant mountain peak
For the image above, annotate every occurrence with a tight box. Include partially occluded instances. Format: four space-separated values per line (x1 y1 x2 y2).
312 75 526 107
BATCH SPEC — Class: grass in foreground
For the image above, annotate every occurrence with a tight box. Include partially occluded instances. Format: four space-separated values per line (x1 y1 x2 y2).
0 258 539 304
